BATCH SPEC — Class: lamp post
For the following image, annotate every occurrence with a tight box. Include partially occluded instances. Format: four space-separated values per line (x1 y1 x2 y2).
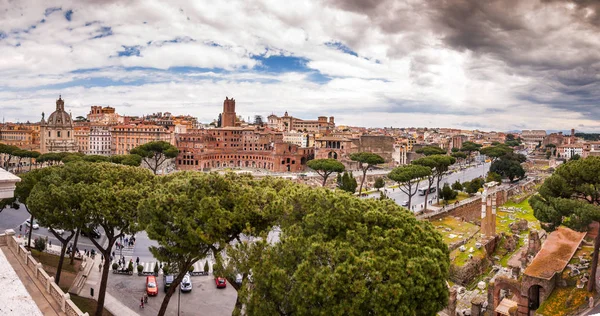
177 286 181 315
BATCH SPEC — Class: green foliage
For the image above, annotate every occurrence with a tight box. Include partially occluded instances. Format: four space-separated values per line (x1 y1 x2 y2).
61 154 84 164
506 134 516 141
128 261 134 272
451 152 467 160
374 177 385 190
82 155 110 163
130 140 178 174
142 172 290 315
440 183 458 205
451 180 463 191
337 171 358 193
490 158 525 182
486 172 502 183
188 265 194 272
415 146 446 156
246 187 450 315
463 178 484 195
137 265 144 273
154 263 159 274
34 236 46 252
451 147 460 153
570 154 581 161
460 141 482 154
306 158 345 186
412 155 456 203
112 263 118 270
110 154 142 166
349 152 385 194
203 261 209 273
505 140 520 147
480 144 513 160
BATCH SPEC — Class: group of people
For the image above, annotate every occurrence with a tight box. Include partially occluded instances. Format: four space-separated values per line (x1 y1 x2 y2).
115 235 136 250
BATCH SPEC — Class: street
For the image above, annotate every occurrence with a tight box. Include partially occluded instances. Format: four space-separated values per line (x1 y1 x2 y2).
368 162 490 211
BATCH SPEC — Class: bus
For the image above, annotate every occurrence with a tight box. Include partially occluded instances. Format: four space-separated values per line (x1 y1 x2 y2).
418 186 436 196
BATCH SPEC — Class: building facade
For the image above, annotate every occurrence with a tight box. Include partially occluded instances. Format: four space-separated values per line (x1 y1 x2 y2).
282 131 309 148
267 112 334 132
110 123 173 155
314 134 395 168
40 96 78 153
0 123 40 151
89 124 112 155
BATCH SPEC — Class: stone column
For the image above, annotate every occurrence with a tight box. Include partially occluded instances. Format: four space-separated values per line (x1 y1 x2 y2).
487 281 495 316
36 263 42 278
47 276 53 293
471 297 485 316
62 293 69 312
447 286 458 316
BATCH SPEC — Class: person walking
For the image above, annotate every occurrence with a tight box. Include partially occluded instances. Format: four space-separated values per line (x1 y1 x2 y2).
99 262 102 272
19 224 22 232
136 257 140 266
144 293 148 304
140 296 144 309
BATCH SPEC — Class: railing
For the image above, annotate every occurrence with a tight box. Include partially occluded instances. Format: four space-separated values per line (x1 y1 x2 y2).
0 229 88 316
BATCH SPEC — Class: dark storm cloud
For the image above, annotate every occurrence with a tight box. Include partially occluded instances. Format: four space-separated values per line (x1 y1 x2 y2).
327 0 600 120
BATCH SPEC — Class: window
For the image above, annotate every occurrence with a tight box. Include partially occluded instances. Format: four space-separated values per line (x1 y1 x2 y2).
57 131 61 138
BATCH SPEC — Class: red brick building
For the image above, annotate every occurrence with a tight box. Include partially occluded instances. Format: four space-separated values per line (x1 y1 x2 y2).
176 127 313 172
176 97 313 172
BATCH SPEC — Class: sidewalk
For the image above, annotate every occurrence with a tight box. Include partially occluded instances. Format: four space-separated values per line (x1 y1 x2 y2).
79 253 139 316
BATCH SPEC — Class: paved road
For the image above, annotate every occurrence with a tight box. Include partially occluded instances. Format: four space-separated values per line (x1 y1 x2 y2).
367 163 490 211
0 204 105 254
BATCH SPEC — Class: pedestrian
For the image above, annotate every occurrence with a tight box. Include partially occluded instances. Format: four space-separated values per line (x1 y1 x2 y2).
140 296 144 309
136 257 139 266
84 249 87 256
99 263 102 272
49 240 52 247
125 237 128 245
112 251 115 258
101 254 104 262
144 293 148 304
19 224 22 232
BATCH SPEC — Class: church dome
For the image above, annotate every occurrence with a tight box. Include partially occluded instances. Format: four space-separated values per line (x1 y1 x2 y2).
46 96 73 127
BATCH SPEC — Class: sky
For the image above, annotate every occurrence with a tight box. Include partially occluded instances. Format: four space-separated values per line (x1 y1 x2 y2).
0 0 599 132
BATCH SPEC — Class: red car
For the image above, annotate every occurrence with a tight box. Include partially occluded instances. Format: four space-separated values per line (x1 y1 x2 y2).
215 277 227 288
146 276 158 296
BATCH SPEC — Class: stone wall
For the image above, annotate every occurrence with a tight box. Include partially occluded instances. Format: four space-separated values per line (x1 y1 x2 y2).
449 255 489 285
430 198 482 222
0 229 88 316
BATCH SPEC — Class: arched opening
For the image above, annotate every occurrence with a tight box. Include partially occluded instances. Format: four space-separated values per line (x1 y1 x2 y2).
328 151 338 159
528 285 544 311
301 157 306 165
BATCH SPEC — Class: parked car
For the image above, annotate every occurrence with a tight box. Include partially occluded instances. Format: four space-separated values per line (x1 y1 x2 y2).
81 227 101 239
215 276 227 289
180 273 192 292
164 275 174 292
25 219 39 230
146 276 158 296
235 274 243 285
401 201 409 207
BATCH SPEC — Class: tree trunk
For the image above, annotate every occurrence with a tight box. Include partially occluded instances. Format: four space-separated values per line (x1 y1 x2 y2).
436 176 442 204
95 250 112 316
588 221 600 292
55 241 68 284
70 228 80 265
322 173 329 187
358 167 368 195
157 265 190 316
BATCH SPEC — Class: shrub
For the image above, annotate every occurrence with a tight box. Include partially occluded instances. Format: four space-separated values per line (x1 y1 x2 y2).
451 180 463 191
374 177 385 191
112 262 118 270
189 265 194 272
137 265 144 273
154 263 159 275
127 261 134 272
204 261 209 273
33 237 46 252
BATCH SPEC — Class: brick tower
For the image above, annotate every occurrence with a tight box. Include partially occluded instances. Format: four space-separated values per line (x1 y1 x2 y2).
481 182 497 237
221 97 236 127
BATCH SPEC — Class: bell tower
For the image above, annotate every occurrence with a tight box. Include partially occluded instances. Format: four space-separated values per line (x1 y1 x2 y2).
221 97 236 127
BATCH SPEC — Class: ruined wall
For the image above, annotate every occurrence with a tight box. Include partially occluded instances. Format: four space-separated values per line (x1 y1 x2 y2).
449 255 490 285
430 198 482 222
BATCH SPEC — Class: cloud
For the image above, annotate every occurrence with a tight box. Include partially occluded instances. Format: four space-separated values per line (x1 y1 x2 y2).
0 0 598 131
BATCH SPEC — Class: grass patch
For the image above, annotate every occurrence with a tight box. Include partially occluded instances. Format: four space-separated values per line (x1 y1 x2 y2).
432 216 480 244
30 249 77 274
70 295 114 316
450 237 486 267
536 287 590 316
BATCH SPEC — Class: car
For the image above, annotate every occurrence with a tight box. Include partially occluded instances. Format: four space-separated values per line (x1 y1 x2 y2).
146 276 158 296
235 274 243 285
81 227 101 239
25 219 39 230
401 201 409 207
164 275 174 292
49 228 65 235
180 273 192 292
215 276 227 288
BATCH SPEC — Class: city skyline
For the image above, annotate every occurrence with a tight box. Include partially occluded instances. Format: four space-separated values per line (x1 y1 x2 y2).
1 0 599 131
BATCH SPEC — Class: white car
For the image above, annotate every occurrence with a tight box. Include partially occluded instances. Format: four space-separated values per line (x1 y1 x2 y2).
50 228 65 235
25 219 39 230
